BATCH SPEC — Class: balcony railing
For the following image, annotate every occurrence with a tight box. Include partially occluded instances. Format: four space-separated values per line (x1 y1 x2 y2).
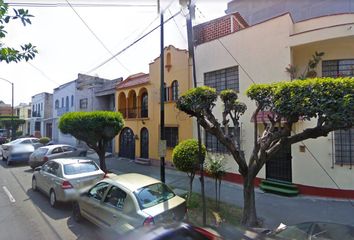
56 107 69 117
32 111 41 117
118 107 148 119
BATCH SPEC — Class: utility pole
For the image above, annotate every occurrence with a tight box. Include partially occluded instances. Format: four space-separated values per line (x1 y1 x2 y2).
180 0 207 226
158 0 166 183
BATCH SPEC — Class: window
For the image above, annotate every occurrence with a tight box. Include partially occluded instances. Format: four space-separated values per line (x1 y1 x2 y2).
205 127 240 154
134 183 175 209
61 97 64 107
55 100 59 109
71 95 74 107
66 96 69 110
80 98 88 109
63 161 99 175
165 127 178 148
334 128 354 165
322 59 354 77
163 83 171 102
51 147 63 154
204 66 239 92
88 182 110 201
171 80 179 101
141 92 148 118
35 122 41 131
104 186 127 209
62 146 75 152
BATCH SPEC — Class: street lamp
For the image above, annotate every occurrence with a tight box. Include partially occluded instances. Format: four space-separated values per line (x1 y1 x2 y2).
0 77 15 139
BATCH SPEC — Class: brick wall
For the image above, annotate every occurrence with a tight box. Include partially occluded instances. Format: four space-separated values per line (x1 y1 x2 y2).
194 13 247 45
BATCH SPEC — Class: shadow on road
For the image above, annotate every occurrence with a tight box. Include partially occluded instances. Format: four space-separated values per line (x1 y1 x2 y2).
26 188 72 220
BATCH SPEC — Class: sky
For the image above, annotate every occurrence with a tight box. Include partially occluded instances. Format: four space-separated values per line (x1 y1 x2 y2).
1 0 229 106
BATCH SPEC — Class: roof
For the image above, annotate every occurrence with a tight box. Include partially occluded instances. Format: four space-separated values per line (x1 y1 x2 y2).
106 173 160 192
51 158 93 165
38 144 72 150
116 73 149 90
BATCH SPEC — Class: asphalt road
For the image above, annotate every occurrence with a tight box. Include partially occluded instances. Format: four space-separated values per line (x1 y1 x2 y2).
0 154 117 240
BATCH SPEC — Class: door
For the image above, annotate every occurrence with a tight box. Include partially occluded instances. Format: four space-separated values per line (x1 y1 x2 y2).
80 182 110 228
266 142 292 182
119 128 135 159
140 128 149 159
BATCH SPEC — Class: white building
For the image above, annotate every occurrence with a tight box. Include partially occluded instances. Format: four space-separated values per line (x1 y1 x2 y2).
15 103 31 136
30 92 53 138
193 7 354 198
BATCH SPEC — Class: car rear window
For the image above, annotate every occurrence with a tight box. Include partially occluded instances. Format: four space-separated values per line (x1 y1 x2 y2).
36 148 48 155
63 161 99 175
134 183 175 209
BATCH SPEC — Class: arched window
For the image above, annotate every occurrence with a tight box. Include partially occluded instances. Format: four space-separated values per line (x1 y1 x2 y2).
66 96 69 111
55 100 59 109
171 80 179 101
141 92 148 118
71 95 74 107
61 97 64 108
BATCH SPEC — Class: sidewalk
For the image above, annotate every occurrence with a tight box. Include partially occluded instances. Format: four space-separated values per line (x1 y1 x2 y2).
89 153 354 229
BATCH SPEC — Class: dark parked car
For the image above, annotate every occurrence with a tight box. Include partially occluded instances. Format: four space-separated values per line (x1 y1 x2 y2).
120 222 223 240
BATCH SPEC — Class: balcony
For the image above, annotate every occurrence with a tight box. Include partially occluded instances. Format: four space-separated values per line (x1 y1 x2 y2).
32 111 41 118
118 107 148 119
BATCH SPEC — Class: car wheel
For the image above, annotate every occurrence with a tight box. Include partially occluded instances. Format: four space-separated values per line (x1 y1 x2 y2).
32 177 37 191
72 202 82 222
50 190 57 208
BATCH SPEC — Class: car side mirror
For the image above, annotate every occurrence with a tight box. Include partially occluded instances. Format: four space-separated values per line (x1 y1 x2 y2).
34 166 42 171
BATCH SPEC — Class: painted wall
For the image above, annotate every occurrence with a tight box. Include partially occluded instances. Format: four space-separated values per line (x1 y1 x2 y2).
226 0 354 25
194 13 354 191
30 92 52 137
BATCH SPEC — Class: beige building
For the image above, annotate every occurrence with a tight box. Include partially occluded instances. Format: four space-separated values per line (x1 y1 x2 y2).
15 103 31 136
193 12 354 198
115 45 193 165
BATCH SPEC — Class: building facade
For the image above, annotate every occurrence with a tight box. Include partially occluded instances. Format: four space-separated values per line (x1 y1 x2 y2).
15 103 31 136
115 45 193 165
30 92 53 138
193 8 354 198
52 74 121 150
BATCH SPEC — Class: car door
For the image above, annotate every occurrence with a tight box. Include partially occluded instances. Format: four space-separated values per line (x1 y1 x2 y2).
62 146 76 157
48 147 64 160
47 162 62 193
101 186 141 234
79 182 110 228
37 161 53 193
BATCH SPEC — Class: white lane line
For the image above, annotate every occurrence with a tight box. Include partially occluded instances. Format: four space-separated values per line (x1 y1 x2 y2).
2 186 16 203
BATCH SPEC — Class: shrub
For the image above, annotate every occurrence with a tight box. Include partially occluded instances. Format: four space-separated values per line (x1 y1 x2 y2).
39 137 51 145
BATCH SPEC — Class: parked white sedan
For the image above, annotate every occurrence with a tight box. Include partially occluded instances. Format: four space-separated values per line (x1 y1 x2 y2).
32 158 105 207
1 137 42 165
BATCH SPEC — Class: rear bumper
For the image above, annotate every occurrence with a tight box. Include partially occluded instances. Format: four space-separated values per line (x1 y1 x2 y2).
55 188 80 202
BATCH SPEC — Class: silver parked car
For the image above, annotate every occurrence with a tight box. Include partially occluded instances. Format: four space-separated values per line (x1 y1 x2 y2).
1 137 42 165
72 173 186 235
29 144 87 169
32 158 105 207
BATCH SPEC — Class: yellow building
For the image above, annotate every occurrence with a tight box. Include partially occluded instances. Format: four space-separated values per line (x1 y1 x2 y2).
115 45 193 166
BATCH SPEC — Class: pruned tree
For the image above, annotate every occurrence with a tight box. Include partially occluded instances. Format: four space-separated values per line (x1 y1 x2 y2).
58 111 124 172
0 0 37 63
177 77 354 226
172 139 206 204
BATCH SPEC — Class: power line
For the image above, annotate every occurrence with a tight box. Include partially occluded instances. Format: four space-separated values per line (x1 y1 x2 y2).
64 0 131 74
86 10 181 74
168 8 187 43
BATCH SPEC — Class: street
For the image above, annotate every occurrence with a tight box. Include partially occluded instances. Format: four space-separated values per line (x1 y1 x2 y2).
0 159 116 240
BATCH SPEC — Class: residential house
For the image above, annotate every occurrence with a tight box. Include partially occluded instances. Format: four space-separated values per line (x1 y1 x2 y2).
30 92 53 138
115 45 193 165
193 5 354 198
0 102 12 116
15 103 31 136
52 74 121 150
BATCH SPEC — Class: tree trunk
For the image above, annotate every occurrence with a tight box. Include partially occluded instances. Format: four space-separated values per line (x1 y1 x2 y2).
98 150 107 172
188 174 194 205
241 174 258 227
215 178 218 209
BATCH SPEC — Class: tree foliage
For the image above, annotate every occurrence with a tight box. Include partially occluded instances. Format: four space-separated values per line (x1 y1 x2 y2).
0 0 37 63
173 139 206 204
58 111 124 171
0 117 25 137
177 77 354 226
